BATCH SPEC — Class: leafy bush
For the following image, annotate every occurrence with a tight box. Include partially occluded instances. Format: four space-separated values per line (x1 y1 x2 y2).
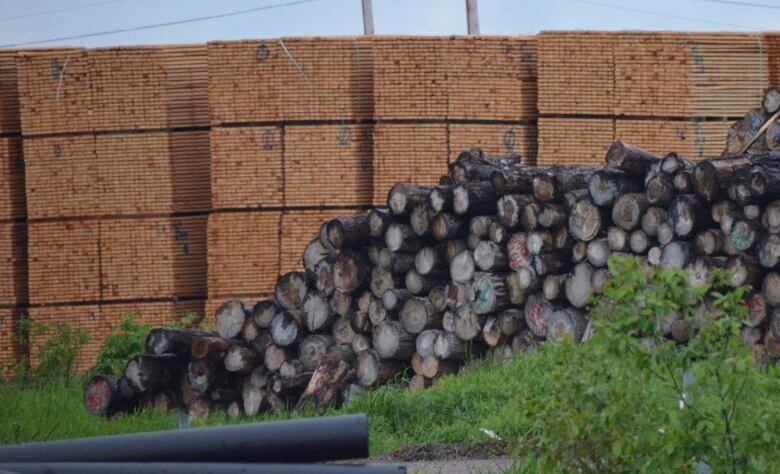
18 315 89 384
521 256 780 472
91 312 151 376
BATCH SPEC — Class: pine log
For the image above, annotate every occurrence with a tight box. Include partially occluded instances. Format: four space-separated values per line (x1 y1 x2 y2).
429 185 453 213
409 374 433 391
356 349 404 386
191 336 234 360
333 250 370 294
546 308 588 341
758 234 780 268
415 329 442 357
303 239 329 275
527 231 555 255
534 251 570 276
693 157 753 202
431 213 468 241
427 285 449 312
520 201 541 231
400 297 439 334
252 300 279 328
673 171 693 194
453 303 483 340
187 358 230 394
299 334 336 371
647 246 662 266
410 205 435 236
645 174 675 207
506 272 530 306
146 328 216 356
564 263 594 308
470 215 499 238
275 272 309 310
373 321 416 359
472 272 510 314
368 208 392 238
295 346 355 412
569 198 608 242
606 226 628 252
270 311 302 347
385 223 421 252
543 274 567 301
332 317 357 346
605 141 661 175
383 288 413 312
352 333 371 354
223 345 258 374
473 240 509 271
640 207 666 237
489 221 508 244
433 331 467 360
572 241 589 263
415 246 447 277
124 354 183 393
727 255 761 288
314 258 335 296
730 220 763 252
586 238 610 267
326 215 370 249
612 193 649 231
330 290 354 318
304 291 335 332
371 267 400 298
450 250 475 284
629 230 651 254
388 183 432 215
524 292 554 338
743 292 768 328
587 169 643 207
442 310 456 332
656 222 675 246
671 195 709 237
215 300 249 339
695 229 725 256
537 204 567 228
377 249 416 274
368 297 389 325
496 194 535 228
453 182 497 215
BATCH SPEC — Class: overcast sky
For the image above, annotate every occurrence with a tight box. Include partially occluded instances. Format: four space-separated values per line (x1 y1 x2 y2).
0 0 776 49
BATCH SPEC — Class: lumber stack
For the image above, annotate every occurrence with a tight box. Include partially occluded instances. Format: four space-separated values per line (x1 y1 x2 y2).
15 45 210 368
538 31 777 164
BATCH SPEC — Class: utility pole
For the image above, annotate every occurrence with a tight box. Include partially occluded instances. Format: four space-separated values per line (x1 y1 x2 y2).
466 0 479 35
362 0 374 35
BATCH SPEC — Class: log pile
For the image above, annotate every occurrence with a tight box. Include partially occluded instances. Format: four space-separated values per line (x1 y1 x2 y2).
86 91 780 417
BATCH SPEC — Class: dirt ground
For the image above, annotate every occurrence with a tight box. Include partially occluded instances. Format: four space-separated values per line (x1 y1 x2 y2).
366 441 515 473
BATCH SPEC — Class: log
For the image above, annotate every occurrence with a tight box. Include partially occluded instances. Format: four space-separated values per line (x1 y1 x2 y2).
368 297 389 325
429 185 452 213
330 290 354 318
405 270 446 295
511 330 539 354
252 300 279 329
415 329 442 357
564 263 594 309
524 292 555 338
453 303 482 340
191 336 233 360
431 213 467 241
629 230 651 254
496 194 535 228
569 198 607 242
537 204 568 229
660 241 693 268
400 297 440 334
612 193 649 231
489 221 508 244
370 267 400 298
215 300 249 339
640 207 667 237
470 215 499 238
304 291 335 332
299 335 336 371
331 317 356 346
224 345 258 374
744 204 761 221
373 321 416 359
481 316 505 346
656 221 675 246
591 268 610 295
670 319 690 344
351 333 371 354
368 208 392 238
586 238 610 267
303 239 329 275
606 226 628 252
605 141 661 176
125 354 183 393
543 274 567 301
763 272 780 305
84 375 137 417
450 250 475 284
295 346 355 411
326 215 370 249
409 374 433 391
414 352 459 378
146 328 217 356
765 331 780 358
442 310 456 332
527 231 554 255
433 331 467 360
388 183 431 215
453 182 497 215
673 170 693 194
275 272 309 310
313 258 335 296
415 246 447 277
474 240 509 271
427 285 449 312
694 229 724 256
546 308 587 341
730 220 763 252
693 156 753 202
758 234 780 268
356 350 403 386
383 288 413 312
270 311 302 347
410 205 435 236
507 232 532 270
533 251 570 276
496 308 525 337
671 195 709 238
645 174 675 207
763 87 780 114
743 292 767 328
187 359 230 394
385 223 422 252
333 250 370 294
472 272 510 314
506 272 530 306
376 249 416 274
587 169 642 207
727 255 761 289
520 201 541 231
532 167 593 203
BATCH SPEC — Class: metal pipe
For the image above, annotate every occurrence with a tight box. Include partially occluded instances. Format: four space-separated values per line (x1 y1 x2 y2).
0 463 405 474
0 414 368 464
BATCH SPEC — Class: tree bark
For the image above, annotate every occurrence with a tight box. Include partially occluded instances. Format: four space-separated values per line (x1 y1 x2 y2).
191 336 234 360
124 354 184 393
146 328 216 356
453 182 497 215
333 250 370 294
532 167 594 203
326 214 370 249
605 141 661 176
388 183 432 215
368 208 392 238
410 205 435 236
298 334 336 371
295 346 355 412
275 272 309 311
223 345 259 374
252 300 279 328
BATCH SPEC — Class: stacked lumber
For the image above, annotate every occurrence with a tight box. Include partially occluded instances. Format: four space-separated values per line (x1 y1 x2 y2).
0 307 24 379
538 31 775 165
448 123 537 164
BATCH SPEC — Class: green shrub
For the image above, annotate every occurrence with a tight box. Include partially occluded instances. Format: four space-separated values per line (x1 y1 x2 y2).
91 312 151 376
18 315 89 384
521 256 780 473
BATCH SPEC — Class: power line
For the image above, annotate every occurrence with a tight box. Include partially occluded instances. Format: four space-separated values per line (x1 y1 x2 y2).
0 0 128 23
0 0 323 48
687 0 780 9
568 0 757 30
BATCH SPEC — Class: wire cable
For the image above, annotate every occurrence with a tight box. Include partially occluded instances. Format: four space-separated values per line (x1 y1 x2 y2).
685 0 780 9
0 0 128 24
568 0 758 30
0 0 323 48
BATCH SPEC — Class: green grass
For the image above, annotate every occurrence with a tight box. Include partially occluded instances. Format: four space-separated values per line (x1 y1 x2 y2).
0 350 552 457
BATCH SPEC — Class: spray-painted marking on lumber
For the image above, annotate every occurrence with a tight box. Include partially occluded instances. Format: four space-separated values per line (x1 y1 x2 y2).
507 233 530 270
518 40 533 76
528 300 547 335
255 43 270 63
50 58 63 80
694 123 705 158
173 221 190 256
731 225 754 251
154 222 167 236
262 129 275 151
503 128 517 151
474 279 492 313
691 43 705 74
53 144 62 160
337 125 351 146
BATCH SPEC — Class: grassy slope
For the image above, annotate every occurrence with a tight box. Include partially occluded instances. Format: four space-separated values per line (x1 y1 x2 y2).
0 351 551 456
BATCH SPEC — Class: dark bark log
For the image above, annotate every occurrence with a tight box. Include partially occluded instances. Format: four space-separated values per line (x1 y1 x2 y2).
469 215 498 239
763 87 780 114
388 183 432 215
534 251 570 276
370 267 400 298
318 222 338 254
605 141 661 176
376 248 416 274
275 272 309 311
450 250 475 284
330 290 354 318
303 239 329 275
428 285 449 313
431 213 467 241
429 185 452 213
383 288 413 312
84 375 137 417
497 308 525 336
433 331 467 360
415 246 447 277
188 358 230 394
368 297 389 325
400 297 440 334
523 292 555 338
746 163 780 204
472 272 510 314
612 193 649 231
660 241 693 268
252 300 279 329
586 238 610 267
641 207 668 238
671 194 709 238
333 250 370 294
538 204 568 229
765 330 780 358
673 170 693 194
270 311 302 347
670 319 690 343
511 330 540 354
191 336 234 360
569 198 608 242
332 317 357 346
564 263 594 309
215 300 249 339
351 333 371 354
373 321 416 359
693 156 753 202
124 354 184 393
495 194 531 229
474 240 509 271
546 308 588 341
489 222 508 244
660 152 694 175
415 328 442 357
587 170 641 207
299 334 336 371
543 274 566 301
490 167 536 195
506 272 530 305
520 201 541 231
727 255 762 289
758 234 780 268
712 199 739 224
645 174 675 207
532 167 594 203
629 230 651 254
146 328 216 356
314 258 335 297
224 345 259 374
326 214 370 249
405 270 446 295
295 346 355 412
385 223 421 252
304 291 335 332
410 205 435 237
453 182 497 216
695 229 725 256
356 349 403 386
368 208 392 238
444 239 468 264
